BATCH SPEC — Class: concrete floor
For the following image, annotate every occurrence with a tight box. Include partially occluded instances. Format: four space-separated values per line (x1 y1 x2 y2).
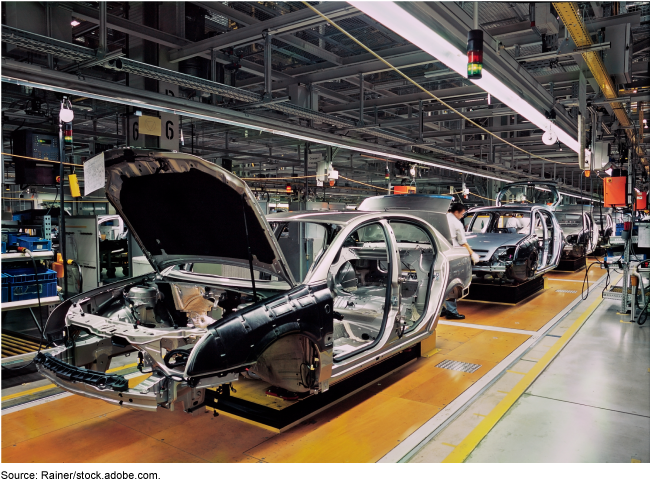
465 299 650 463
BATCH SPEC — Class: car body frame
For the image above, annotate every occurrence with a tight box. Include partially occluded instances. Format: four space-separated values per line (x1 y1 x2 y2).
36 149 470 414
463 182 564 281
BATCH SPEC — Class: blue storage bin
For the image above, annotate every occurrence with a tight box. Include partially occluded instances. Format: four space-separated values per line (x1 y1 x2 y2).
10 278 57 301
3 266 57 284
16 236 52 252
1 273 8 303
3 267 57 302
5 232 23 246
1 241 5 254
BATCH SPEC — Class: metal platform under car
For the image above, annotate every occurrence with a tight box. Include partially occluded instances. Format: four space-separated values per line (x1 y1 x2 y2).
555 256 586 272
205 345 421 432
465 276 546 304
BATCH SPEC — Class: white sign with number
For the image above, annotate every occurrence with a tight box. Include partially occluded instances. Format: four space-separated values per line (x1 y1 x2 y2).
160 112 179 151
128 116 146 147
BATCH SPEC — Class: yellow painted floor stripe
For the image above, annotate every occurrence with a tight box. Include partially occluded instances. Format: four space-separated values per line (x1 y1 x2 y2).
441 443 457 448
506 370 528 375
442 284 612 463
1 363 138 402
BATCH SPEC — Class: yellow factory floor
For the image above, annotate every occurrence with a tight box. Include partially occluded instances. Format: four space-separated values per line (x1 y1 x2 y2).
2 265 605 463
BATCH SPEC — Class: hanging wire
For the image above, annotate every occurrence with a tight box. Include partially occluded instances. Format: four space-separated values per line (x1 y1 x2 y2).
2 152 82 167
301 1 577 166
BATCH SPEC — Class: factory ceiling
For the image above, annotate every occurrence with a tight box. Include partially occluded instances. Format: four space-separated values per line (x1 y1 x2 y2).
2 1 649 203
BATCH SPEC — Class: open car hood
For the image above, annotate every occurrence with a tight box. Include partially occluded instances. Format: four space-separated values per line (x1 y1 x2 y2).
99 148 294 285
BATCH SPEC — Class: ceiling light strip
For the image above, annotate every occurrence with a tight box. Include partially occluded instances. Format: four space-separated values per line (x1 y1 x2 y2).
348 1 580 154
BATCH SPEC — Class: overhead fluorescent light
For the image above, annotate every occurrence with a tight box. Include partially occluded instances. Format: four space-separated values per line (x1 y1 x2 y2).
71 20 81 27
349 1 580 153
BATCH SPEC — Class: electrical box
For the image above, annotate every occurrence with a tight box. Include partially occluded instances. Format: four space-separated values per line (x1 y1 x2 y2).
604 177 626 207
592 141 611 171
13 131 59 186
604 24 632 84
637 191 648 210
394 186 417 195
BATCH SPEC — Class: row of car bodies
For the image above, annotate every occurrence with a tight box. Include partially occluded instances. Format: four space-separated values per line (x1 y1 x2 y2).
464 182 612 282
36 149 471 413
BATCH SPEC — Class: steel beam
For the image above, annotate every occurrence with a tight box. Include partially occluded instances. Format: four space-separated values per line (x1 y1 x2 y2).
168 3 357 63
195 1 344 65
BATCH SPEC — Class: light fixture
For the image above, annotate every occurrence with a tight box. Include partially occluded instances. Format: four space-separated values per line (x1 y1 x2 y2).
349 1 580 153
71 20 81 27
542 127 557 145
466 30 483 80
286 183 292 194
59 98 74 123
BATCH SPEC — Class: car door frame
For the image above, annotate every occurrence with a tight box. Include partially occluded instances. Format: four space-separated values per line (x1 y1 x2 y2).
304 213 449 381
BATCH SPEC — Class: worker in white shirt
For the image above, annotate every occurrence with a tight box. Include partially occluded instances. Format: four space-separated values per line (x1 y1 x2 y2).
505 213 524 230
442 203 479 320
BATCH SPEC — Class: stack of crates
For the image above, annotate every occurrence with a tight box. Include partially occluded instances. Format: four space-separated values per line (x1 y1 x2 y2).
3 266 57 302
1 273 8 303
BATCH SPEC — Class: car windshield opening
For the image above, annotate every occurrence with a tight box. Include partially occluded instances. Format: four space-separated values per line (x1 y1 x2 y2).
466 211 531 234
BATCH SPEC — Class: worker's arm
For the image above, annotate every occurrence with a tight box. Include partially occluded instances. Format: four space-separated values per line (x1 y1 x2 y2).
462 243 479 264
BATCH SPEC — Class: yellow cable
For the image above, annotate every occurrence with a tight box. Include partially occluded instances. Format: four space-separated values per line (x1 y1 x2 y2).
2 197 106 203
301 2 576 166
339 175 390 191
2 152 82 167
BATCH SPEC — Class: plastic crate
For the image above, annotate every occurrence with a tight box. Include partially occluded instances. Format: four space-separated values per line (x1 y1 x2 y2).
16 236 52 252
3 266 57 284
10 278 57 301
1 273 8 303
4 232 23 247
1 241 5 254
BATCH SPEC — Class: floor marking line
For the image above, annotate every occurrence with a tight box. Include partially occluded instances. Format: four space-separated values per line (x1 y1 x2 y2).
545 278 598 283
472 413 488 417
527 393 650 419
1 384 56 402
378 272 609 463
441 443 457 448
497 391 509 394
437 320 537 335
506 370 527 375
441 277 618 463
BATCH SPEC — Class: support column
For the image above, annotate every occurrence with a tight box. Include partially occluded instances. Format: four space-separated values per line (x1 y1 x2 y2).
98 2 107 55
264 32 273 99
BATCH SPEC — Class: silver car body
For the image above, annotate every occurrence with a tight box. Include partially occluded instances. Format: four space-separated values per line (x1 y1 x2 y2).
464 204 563 281
35 150 470 414
554 206 601 256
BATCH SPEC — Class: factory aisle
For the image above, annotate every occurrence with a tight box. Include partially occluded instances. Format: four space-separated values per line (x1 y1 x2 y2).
464 298 650 463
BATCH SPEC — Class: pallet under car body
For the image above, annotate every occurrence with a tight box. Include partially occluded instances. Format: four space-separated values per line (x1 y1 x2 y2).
554 256 587 272
205 344 421 432
465 275 545 304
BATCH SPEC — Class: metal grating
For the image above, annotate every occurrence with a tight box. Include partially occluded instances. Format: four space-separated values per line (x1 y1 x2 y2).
435 359 482 373
555 289 578 294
